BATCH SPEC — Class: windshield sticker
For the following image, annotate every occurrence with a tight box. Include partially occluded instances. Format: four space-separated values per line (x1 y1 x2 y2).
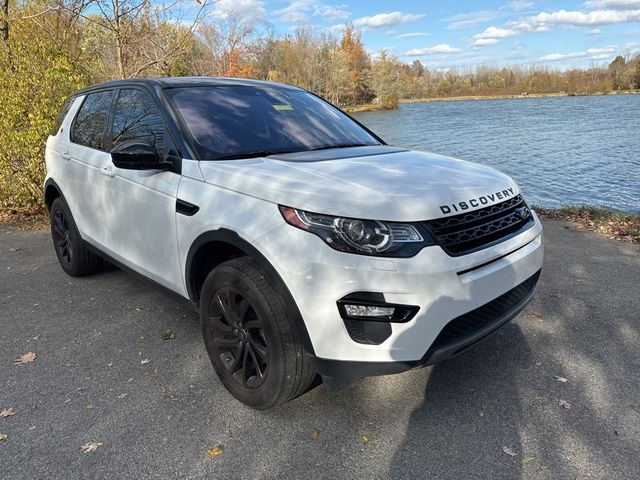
272 104 294 111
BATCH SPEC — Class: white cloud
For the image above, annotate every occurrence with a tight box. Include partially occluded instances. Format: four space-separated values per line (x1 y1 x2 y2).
584 0 640 9
476 26 519 38
405 44 462 56
315 4 350 20
328 23 347 33
210 0 267 24
445 10 503 30
473 38 501 46
394 32 429 39
502 0 535 12
539 46 617 61
471 6 640 47
525 9 640 27
352 11 425 29
472 26 518 45
274 1 350 24
588 27 602 34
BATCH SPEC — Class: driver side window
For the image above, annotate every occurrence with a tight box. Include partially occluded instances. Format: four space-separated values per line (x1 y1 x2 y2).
111 89 165 159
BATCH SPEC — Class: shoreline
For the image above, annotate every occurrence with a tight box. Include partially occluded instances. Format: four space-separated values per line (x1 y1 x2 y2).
345 90 639 112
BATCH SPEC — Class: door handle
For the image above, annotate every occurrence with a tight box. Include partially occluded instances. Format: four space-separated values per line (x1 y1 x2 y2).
100 165 115 177
62 151 71 161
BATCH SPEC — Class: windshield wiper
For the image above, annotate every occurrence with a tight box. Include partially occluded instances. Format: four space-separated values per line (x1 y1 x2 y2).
215 149 299 160
307 143 375 151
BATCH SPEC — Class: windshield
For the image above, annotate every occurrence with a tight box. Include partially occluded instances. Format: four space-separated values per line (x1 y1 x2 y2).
164 85 381 159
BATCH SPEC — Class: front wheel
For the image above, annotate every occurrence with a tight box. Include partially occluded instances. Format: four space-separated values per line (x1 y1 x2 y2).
200 257 315 409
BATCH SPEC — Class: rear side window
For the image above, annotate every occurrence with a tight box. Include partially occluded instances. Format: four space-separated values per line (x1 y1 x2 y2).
52 96 76 135
71 91 114 151
111 89 165 158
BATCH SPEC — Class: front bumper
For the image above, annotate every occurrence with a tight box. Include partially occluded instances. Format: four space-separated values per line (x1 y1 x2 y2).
254 211 544 367
309 269 539 378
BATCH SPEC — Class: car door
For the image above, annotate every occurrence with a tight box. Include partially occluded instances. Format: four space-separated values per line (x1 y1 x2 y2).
65 90 116 246
101 87 185 295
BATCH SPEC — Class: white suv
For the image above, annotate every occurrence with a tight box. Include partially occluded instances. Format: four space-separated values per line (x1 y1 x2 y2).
45 78 543 409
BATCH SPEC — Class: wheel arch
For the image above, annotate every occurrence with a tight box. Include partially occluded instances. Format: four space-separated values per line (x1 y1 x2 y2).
186 229 315 355
44 178 64 211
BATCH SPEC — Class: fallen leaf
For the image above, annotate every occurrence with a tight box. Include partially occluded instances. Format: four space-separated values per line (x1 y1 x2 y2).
86 404 95 410
310 430 319 440
554 376 568 383
0 433 7 441
9 247 21 252
81 442 103 453
161 330 175 341
532 312 544 319
207 446 223 457
29 426 36 430
141 358 151 365
15 351 36 364
558 399 572 409
117 393 127 399
479 411 485 417
32 335 40 340
362 433 370 443
502 446 517 457
521 456 535 465
0 408 15 418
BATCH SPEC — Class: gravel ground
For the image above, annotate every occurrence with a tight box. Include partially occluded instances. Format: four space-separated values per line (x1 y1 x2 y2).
1 220 639 479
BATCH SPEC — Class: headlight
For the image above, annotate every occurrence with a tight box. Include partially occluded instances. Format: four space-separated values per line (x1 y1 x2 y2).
279 206 434 257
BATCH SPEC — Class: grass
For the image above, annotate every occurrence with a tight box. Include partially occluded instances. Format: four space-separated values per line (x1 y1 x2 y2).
535 206 640 243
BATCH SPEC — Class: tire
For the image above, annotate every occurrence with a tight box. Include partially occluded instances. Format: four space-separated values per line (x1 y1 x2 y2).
49 197 103 276
200 257 316 409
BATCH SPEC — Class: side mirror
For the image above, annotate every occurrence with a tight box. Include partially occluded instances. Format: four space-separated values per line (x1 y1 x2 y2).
111 141 170 171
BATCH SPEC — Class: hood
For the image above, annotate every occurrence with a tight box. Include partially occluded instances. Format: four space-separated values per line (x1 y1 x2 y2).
198 145 519 221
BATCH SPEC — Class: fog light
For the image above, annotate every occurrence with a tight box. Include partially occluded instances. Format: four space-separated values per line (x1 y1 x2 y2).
344 304 395 318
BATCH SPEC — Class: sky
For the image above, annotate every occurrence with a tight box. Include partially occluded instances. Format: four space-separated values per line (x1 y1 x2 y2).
208 0 640 69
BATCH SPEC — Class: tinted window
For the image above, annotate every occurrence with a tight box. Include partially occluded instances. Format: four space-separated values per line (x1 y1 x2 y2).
111 89 165 158
165 86 380 159
52 96 76 135
72 91 114 150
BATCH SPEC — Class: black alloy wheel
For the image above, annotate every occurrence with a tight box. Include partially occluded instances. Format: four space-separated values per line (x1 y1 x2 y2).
49 197 103 276
200 257 316 409
206 287 269 388
52 208 73 267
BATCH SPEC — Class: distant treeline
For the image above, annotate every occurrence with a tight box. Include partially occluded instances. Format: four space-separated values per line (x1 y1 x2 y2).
1 0 639 209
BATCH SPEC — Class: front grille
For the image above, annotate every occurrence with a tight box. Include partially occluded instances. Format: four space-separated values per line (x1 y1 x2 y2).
429 270 540 352
424 195 534 256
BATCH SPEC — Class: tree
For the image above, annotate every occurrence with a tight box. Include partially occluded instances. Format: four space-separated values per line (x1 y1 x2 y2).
369 49 401 109
608 55 627 90
340 24 373 105
194 14 254 77
58 0 210 78
0 2 88 207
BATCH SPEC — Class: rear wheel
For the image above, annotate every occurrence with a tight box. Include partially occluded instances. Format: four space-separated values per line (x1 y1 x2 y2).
49 197 103 276
200 257 315 409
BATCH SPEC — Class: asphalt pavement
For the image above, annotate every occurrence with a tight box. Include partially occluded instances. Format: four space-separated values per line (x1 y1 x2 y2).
1 220 639 479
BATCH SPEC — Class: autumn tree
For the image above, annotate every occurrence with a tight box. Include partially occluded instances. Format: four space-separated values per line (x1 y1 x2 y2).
0 1 88 207
340 24 373 105
59 0 210 79
369 49 401 109
193 14 255 77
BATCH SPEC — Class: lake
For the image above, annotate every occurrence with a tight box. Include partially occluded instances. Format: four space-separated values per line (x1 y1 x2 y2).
353 94 640 213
